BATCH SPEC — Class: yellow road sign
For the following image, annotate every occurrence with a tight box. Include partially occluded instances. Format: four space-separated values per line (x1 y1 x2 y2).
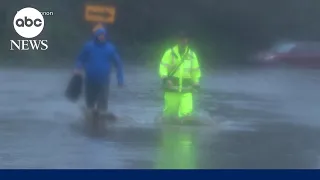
85 5 116 24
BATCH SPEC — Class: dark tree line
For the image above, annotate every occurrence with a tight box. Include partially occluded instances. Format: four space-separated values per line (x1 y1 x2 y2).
1 0 320 66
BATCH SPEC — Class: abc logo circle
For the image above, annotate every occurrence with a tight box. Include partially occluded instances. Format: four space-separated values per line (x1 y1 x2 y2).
13 7 44 39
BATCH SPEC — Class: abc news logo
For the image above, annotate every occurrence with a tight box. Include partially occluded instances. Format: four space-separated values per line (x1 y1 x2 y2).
15 16 43 27
10 7 48 51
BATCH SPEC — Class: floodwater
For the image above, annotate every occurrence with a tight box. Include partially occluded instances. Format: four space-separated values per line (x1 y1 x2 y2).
0 65 320 169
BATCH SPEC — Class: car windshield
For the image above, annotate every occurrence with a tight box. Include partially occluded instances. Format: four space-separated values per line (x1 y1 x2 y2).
271 43 296 53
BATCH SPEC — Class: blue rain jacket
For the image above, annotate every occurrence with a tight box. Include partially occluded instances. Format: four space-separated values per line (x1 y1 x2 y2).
76 28 124 85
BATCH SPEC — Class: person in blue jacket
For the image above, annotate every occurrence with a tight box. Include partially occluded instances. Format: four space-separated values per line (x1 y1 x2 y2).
74 26 124 115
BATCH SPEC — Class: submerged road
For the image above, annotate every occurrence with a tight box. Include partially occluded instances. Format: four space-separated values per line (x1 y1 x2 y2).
0 65 319 169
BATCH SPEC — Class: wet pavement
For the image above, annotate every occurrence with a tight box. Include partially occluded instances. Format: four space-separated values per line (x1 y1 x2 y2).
0 65 320 169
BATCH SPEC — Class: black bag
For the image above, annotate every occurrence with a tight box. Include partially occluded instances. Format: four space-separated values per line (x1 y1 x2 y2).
65 74 83 102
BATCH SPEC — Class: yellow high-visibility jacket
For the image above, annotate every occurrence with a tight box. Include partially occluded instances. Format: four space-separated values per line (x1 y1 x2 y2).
159 45 201 91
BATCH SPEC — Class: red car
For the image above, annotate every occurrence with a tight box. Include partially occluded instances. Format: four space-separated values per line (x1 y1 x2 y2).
252 42 320 67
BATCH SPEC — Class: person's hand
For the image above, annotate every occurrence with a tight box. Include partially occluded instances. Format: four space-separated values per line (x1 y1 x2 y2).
166 79 173 88
117 80 124 88
192 83 200 92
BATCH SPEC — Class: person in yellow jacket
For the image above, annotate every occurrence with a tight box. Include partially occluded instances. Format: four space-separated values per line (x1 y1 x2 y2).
159 32 201 122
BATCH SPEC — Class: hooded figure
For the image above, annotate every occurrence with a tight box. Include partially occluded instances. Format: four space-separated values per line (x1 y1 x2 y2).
74 27 124 114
